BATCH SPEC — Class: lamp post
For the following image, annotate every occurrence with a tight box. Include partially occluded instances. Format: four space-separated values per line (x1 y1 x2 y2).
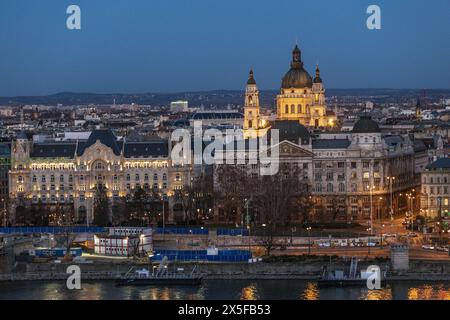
387 176 395 221
1 198 5 227
306 226 312 255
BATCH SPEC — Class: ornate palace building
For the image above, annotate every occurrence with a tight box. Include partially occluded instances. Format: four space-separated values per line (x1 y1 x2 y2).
8 129 189 224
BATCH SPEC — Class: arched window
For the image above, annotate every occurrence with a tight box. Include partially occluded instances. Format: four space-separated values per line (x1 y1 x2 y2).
315 183 322 192
78 206 87 223
144 174 149 181
290 104 295 114
327 183 333 192
297 104 302 113
135 174 140 181
285 105 289 114
93 160 106 171
153 173 158 181
339 183 345 192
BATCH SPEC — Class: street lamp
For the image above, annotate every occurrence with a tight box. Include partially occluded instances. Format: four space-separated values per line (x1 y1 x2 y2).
366 227 372 255
306 226 312 255
387 176 395 221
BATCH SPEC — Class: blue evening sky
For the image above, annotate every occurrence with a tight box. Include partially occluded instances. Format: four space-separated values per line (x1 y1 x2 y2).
0 0 449 96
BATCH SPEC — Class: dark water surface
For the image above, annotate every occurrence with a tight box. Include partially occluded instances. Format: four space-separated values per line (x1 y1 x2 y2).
0 280 450 300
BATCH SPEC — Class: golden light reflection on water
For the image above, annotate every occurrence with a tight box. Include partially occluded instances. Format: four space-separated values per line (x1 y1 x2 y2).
241 284 257 300
408 284 450 300
302 282 319 300
362 288 393 300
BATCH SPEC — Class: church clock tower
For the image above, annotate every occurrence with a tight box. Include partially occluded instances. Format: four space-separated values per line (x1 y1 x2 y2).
243 69 261 132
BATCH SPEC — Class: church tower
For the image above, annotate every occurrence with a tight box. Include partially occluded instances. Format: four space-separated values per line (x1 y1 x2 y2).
243 69 261 133
415 96 422 121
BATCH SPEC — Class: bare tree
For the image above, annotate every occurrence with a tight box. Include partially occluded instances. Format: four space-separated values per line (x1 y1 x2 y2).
252 165 311 255
214 165 252 224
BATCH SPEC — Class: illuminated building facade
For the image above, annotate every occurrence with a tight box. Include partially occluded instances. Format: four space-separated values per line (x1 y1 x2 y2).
276 45 335 128
8 129 189 224
420 158 450 218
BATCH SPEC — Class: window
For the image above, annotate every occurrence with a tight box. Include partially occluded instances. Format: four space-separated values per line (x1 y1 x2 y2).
135 174 140 181
290 105 295 113
327 183 333 192
50 175 55 182
315 183 322 192
285 105 289 114
113 175 118 181
153 173 158 181
126 174 130 181
326 172 333 181
18 176 23 183
297 104 302 113
351 183 357 192
339 183 345 192
41 175 46 182
144 174 149 181
32 175 37 182
163 173 167 180
351 162 357 169
175 174 181 181
41 184 46 191
69 175 73 183
363 172 370 180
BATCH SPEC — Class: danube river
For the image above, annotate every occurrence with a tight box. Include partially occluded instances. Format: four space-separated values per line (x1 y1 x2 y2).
1 280 450 300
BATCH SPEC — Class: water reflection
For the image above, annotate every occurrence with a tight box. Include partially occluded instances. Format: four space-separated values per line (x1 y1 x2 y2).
241 284 258 300
361 288 392 300
407 284 450 300
302 282 319 300
2 280 450 300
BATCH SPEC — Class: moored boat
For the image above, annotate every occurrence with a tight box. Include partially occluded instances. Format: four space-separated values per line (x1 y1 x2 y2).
116 258 203 286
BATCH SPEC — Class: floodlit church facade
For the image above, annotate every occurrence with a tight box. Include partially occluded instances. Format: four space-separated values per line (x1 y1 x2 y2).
243 44 336 138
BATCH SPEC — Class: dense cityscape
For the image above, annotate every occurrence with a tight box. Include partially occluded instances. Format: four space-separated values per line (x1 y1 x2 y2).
1 0 450 305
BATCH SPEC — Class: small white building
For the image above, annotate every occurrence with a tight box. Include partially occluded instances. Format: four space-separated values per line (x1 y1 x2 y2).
94 227 152 257
170 101 189 113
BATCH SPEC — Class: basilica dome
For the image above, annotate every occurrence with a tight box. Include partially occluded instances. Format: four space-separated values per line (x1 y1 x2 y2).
281 45 313 89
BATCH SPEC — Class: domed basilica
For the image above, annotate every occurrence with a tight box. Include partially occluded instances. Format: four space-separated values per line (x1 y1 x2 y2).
243 44 336 137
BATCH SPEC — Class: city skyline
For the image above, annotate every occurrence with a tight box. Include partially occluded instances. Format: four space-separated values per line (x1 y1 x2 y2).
0 0 449 96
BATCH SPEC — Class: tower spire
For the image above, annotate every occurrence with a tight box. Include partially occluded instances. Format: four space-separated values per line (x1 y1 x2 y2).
247 68 256 85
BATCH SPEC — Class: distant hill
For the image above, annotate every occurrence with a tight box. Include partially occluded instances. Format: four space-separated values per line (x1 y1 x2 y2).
0 89 448 107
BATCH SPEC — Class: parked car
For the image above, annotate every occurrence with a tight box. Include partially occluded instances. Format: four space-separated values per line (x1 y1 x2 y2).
435 246 448 252
382 233 396 238
422 244 435 250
